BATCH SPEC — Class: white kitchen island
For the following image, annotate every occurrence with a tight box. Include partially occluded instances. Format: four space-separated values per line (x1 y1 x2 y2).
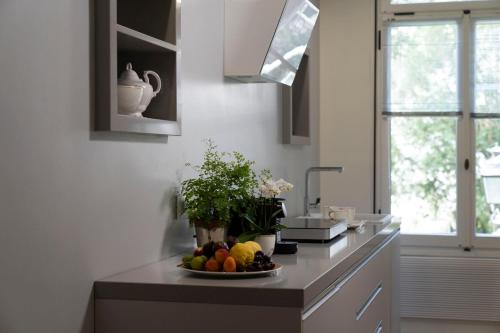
95 221 400 333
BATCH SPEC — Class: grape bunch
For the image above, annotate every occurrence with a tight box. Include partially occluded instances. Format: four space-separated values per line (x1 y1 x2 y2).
245 251 276 272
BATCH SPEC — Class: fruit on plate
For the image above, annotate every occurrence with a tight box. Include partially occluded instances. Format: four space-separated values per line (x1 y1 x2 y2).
215 248 229 265
223 256 237 272
245 251 275 272
181 240 277 273
202 241 216 258
190 255 208 271
182 255 194 268
245 261 263 272
226 236 239 249
214 241 229 252
205 258 220 272
229 243 255 268
244 241 262 254
193 247 204 257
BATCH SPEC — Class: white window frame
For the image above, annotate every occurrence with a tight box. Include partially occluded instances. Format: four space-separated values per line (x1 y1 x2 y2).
470 12 500 249
376 1 500 251
382 0 500 15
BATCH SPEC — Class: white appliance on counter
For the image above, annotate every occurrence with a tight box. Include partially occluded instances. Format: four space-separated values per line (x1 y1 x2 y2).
280 217 348 242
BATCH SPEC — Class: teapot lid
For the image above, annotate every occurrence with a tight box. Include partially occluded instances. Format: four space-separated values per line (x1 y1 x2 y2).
118 63 146 86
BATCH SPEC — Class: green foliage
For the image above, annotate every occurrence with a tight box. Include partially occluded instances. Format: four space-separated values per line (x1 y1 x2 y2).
391 118 457 219
181 140 257 229
225 151 258 218
239 197 286 241
391 115 500 234
260 169 272 182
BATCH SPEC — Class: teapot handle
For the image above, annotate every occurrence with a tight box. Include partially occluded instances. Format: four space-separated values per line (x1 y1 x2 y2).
143 71 162 97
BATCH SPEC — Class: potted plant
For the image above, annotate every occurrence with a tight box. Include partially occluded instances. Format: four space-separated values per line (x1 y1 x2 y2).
181 140 257 246
225 151 258 237
240 171 294 256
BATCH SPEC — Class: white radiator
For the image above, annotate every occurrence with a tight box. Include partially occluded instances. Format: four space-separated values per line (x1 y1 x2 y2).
400 256 500 322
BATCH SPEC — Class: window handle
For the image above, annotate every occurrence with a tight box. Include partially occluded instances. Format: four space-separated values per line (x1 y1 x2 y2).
465 158 470 170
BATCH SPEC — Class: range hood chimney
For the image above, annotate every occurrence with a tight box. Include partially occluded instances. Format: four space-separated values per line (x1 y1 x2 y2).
224 0 319 86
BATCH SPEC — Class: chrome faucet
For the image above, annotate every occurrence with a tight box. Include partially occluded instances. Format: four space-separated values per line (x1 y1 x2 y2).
304 166 344 217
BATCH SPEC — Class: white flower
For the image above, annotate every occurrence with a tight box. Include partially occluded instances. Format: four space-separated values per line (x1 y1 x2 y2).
275 178 294 193
259 177 294 198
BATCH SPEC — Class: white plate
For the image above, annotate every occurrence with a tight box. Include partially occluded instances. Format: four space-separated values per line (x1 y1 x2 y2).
178 263 283 278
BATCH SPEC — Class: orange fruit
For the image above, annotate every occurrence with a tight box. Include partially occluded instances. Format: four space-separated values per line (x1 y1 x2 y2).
215 249 229 265
205 258 220 272
223 256 237 272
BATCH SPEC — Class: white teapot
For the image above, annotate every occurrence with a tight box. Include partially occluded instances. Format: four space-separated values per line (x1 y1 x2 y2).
117 63 162 117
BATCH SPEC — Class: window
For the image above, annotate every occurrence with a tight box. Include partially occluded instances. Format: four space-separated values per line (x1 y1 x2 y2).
386 21 460 236
377 1 500 248
474 20 500 236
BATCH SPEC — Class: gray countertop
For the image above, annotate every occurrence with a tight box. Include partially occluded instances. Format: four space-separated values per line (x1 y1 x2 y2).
95 221 400 309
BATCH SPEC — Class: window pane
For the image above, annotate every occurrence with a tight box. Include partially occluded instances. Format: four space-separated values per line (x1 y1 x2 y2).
476 119 500 235
386 22 459 113
391 118 457 234
474 20 500 114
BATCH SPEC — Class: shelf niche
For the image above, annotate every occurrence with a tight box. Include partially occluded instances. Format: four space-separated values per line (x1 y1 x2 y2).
283 52 310 145
117 41 177 122
95 0 181 136
117 0 177 45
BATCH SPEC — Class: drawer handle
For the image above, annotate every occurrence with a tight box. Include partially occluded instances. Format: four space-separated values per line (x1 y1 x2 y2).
356 282 383 321
374 320 383 333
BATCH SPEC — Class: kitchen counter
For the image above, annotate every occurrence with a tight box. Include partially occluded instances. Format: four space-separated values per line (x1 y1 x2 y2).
95 220 400 311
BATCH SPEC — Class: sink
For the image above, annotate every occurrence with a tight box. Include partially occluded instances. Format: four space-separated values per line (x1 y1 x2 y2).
355 213 392 223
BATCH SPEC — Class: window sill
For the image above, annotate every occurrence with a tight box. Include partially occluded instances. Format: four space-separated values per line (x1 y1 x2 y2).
401 244 500 258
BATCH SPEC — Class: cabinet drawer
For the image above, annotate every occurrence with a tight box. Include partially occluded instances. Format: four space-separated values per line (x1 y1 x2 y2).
303 240 392 333
354 282 390 333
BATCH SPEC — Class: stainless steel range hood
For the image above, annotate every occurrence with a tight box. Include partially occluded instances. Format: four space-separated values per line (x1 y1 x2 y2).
224 0 319 86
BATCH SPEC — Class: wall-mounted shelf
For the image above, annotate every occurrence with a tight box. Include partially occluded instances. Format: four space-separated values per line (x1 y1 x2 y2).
283 52 310 145
117 25 177 53
95 0 181 136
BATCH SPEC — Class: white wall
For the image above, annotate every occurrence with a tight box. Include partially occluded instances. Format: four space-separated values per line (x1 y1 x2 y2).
0 1 319 332
319 0 375 213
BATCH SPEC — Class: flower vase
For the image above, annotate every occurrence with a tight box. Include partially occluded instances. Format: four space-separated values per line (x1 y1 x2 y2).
255 234 276 257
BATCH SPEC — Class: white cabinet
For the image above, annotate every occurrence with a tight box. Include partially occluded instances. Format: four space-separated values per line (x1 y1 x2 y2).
95 232 400 333
303 235 396 333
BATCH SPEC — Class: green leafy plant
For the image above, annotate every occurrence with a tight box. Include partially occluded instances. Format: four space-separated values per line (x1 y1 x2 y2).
239 197 287 242
181 140 257 230
225 151 258 220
